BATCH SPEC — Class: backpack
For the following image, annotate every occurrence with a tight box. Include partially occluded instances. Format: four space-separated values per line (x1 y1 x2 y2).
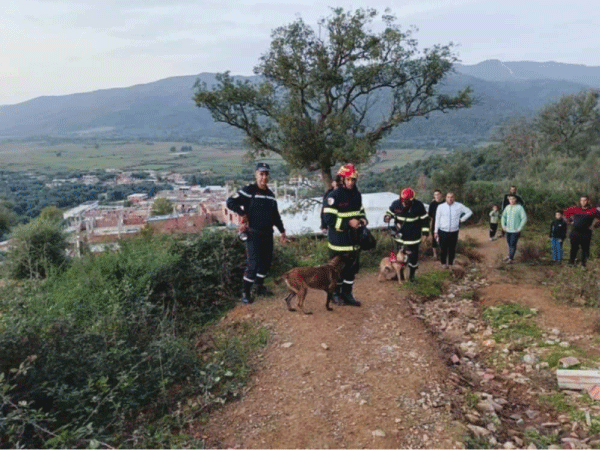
359 226 377 251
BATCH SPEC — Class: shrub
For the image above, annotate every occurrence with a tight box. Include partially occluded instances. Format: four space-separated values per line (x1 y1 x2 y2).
0 230 264 448
550 265 600 307
5 217 68 280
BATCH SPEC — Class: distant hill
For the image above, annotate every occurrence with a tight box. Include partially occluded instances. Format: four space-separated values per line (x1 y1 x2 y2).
0 61 597 147
455 60 600 86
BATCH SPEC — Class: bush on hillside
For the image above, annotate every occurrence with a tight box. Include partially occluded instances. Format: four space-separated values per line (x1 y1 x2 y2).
0 230 262 448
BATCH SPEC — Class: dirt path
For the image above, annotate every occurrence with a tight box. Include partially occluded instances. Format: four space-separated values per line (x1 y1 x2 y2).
198 256 462 449
196 226 600 448
461 228 600 353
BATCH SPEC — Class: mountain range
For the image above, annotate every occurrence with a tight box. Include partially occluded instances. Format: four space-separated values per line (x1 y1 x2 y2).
0 60 598 147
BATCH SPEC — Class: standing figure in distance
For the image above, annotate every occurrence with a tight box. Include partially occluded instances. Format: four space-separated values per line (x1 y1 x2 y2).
434 192 473 269
322 164 367 306
549 209 567 264
226 162 287 304
428 189 444 260
500 194 527 263
384 188 429 282
563 195 600 267
489 204 500 241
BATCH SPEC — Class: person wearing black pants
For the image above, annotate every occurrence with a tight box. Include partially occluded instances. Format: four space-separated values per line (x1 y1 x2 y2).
437 230 459 268
226 162 287 303
434 192 473 268
563 196 600 267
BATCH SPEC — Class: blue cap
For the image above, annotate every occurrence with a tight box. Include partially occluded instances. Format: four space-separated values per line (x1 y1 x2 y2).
255 162 270 172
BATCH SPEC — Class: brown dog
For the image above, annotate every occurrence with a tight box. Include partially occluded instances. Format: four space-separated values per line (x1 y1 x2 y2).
378 248 410 284
278 256 345 314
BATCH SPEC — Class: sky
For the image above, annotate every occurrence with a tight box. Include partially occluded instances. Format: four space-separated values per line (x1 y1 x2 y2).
2 0 599 105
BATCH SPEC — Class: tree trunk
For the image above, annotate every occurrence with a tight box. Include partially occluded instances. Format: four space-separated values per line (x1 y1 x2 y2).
320 167 333 192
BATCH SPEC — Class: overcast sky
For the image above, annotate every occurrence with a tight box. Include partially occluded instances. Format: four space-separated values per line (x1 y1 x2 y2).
2 0 599 105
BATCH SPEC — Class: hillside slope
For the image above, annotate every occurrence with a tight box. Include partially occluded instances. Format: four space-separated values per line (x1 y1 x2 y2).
0 61 597 146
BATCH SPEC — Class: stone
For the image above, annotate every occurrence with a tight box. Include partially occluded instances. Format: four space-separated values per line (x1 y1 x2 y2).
503 441 516 449
523 354 537 364
559 356 580 368
281 342 293 348
372 429 386 437
320 343 329 350
551 328 561 335
559 341 570 348
525 409 540 419
467 424 491 438
527 443 537 449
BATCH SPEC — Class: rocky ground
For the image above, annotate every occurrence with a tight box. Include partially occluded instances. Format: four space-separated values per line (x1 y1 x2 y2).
193 226 600 449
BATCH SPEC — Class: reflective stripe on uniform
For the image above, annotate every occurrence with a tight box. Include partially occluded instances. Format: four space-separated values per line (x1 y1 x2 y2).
243 276 255 283
323 207 338 214
396 216 420 222
239 190 252 197
394 237 421 245
254 194 275 200
328 243 360 252
343 280 354 285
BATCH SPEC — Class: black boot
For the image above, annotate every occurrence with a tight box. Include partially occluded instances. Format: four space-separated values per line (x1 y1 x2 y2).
253 283 273 297
241 280 254 304
408 266 417 283
341 283 361 307
332 284 344 306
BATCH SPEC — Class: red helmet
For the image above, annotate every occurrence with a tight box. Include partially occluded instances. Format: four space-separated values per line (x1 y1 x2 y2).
337 163 358 179
400 188 415 201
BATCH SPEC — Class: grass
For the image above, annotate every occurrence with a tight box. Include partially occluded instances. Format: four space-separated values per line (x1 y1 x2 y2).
402 269 452 299
0 140 437 175
482 303 543 342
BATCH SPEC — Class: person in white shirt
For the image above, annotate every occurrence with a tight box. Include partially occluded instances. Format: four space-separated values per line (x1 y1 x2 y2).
434 192 473 268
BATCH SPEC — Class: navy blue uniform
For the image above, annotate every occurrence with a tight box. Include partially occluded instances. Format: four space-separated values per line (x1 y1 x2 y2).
322 185 366 301
385 199 429 279
226 183 285 296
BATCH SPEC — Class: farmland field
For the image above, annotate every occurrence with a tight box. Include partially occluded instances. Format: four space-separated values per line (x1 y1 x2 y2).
0 140 447 175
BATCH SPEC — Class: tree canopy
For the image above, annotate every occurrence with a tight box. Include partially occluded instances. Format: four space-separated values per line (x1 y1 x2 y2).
194 7 472 189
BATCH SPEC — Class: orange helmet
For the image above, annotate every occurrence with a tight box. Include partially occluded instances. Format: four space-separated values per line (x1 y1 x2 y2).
400 187 415 201
337 163 358 179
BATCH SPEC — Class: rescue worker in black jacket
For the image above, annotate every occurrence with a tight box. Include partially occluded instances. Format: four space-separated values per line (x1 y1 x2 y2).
322 164 367 306
226 163 287 304
384 187 429 282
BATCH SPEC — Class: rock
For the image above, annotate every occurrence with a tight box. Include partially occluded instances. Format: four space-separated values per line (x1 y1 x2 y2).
513 436 524 446
476 400 496 413
489 437 498 446
372 429 386 437
559 356 580 368
559 341 570 348
525 409 540 419
542 422 560 428
466 323 476 333
503 441 516 449
465 413 480 423
467 424 491 438
320 343 329 350
451 354 460 364
486 422 497 432
281 342 293 348
523 354 537 364
551 328 561 335
528 443 538 449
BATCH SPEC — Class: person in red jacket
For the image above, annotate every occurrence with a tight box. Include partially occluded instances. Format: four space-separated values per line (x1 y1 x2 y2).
563 195 600 267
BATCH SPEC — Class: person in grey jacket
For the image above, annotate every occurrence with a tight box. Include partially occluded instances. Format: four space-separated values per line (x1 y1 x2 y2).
434 192 472 268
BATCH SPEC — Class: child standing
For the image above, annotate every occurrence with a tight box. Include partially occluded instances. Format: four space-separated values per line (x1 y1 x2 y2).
550 210 567 263
489 204 500 240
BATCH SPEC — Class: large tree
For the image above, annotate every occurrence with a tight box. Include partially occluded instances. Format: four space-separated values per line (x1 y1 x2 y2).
194 8 472 189
536 89 600 158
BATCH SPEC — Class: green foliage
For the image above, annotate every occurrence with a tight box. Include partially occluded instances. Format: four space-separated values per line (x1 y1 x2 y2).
195 7 471 189
151 197 174 216
482 303 542 342
5 216 68 279
537 90 600 158
403 269 451 299
431 153 471 199
0 230 263 448
550 265 600 307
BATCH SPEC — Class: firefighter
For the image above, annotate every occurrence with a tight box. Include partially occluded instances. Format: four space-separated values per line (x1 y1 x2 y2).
322 164 367 306
226 162 287 304
384 187 429 282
